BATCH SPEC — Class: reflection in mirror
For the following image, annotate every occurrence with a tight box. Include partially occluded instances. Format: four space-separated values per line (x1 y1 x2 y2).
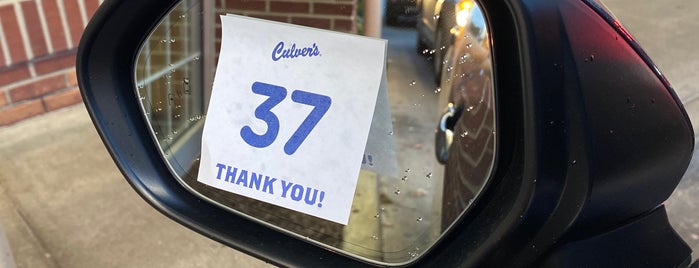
135 0 495 264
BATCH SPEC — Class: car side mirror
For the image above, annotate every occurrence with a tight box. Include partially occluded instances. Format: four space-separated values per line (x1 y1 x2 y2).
77 0 694 266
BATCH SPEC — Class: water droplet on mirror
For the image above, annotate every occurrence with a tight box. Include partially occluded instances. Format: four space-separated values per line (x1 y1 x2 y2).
585 54 595 62
409 80 416 86
371 235 379 240
160 39 167 43
183 78 190 84
416 217 423 222
374 213 380 219
401 175 408 182
460 131 469 138
572 160 577 165
434 87 441 94
387 131 394 136
394 189 401 195
193 56 200 62
433 14 440 20
459 54 470 64
429 49 436 55
422 49 429 55
405 168 411 173
466 43 473 49
447 66 454 72
178 14 187 19
440 45 446 51
170 39 176 43
466 106 474 112
426 172 432 179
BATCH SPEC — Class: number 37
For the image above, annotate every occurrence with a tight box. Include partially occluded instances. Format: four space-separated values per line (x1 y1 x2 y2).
240 82 332 155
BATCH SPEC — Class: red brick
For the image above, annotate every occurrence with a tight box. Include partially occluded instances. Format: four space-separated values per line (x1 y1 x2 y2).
0 99 45 126
84 0 100 19
291 17 331 29
21 1 49 58
313 3 354 16
0 43 5 68
66 69 77 86
334 19 353 32
226 0 266 11
0 6 28 63
64 0 84 48
0 93 7 107
0 64 31 85
43 0 69 52
270 1 309 13
9 74 67 102
43 87 81 111
35 51 76 75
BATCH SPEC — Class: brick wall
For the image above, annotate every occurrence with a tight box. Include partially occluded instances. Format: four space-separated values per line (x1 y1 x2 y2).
0 0 102 126
0 0 357 126
220 0 356 31
216 0 358 59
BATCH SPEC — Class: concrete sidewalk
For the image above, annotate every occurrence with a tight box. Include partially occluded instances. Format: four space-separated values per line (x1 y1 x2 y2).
0 104 271 268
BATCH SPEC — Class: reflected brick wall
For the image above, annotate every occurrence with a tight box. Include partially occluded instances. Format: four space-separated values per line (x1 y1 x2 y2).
215 0 357 62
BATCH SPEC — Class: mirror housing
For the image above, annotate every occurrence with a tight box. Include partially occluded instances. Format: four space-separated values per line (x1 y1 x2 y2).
78 0 694 266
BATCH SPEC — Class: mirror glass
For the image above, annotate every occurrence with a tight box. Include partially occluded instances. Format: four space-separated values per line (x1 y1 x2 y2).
135 0 495 264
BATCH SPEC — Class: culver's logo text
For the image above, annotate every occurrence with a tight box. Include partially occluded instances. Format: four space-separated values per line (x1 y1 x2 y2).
272 41 321 61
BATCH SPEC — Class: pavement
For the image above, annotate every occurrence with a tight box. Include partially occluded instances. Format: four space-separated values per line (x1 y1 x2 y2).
0 104 273 267
0 1 698 267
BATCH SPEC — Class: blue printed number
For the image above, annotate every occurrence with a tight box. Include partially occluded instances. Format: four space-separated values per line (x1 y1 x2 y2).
240 82 287 148
240 82 332 155
284 90 332 155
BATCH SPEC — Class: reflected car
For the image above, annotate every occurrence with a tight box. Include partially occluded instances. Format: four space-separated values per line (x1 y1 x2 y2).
433 3 494 230
385 0 418 25
417 0 474 83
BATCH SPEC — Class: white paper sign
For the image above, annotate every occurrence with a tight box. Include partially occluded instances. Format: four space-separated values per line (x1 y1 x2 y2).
361 68 399 177
198 15 387 225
